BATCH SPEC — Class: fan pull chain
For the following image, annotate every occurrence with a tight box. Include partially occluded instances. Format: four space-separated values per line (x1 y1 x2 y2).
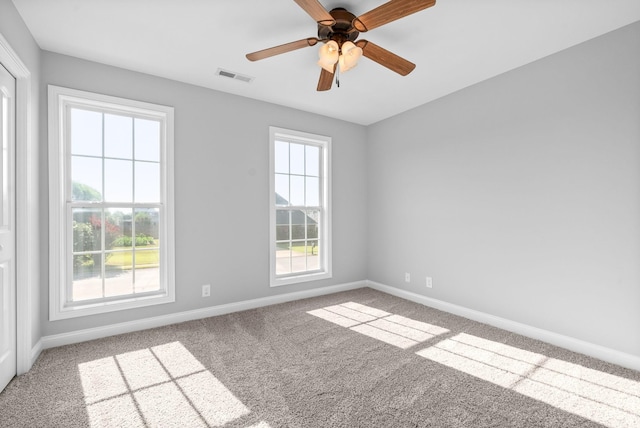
335 65 340 88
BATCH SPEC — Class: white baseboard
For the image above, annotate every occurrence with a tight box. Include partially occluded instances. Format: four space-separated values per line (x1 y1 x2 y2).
37 278 640 372
367 280 640 372
30 339 42 368
40 280 365 350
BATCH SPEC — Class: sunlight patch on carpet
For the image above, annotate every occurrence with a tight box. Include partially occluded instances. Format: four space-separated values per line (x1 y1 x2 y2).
307 302 450 349
307 308 361 327
351 323 418 348
78 341 272 427
416 333 640 428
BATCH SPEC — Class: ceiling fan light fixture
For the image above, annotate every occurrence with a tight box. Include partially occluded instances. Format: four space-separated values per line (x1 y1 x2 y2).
247 0 435 91
318 40 339 72
338 41 363 73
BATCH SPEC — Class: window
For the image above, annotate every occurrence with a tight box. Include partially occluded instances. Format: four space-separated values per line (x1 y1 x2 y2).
269 127 331 286
48 85 175 320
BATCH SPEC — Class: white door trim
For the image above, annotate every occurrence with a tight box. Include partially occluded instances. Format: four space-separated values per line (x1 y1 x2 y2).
0 32 37 375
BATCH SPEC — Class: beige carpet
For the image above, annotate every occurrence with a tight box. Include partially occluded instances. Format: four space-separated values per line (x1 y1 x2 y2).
1 288 639 427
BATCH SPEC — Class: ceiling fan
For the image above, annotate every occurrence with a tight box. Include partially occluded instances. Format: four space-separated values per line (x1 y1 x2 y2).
246 0 436 91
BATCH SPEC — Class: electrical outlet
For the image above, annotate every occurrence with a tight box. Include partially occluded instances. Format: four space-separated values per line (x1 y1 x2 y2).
426 277 433 288
405 272 411 283
202 284 211 297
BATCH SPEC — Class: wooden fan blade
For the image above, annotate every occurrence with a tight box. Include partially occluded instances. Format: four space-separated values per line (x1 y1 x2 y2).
293 0 336 26
356 40 416 76
317 66 335 91
353 0 436 32
246 38 319 61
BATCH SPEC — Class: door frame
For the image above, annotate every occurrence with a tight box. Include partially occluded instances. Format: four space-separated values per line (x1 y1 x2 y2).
0 32 37 375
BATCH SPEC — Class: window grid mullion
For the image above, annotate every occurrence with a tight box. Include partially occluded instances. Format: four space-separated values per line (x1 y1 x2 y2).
304 208 308 271
69 202 162 209
100 113 106 299
288 210 293 273
132 208 137 293
131 119 136 292
100 208 106 299
302 140 307 269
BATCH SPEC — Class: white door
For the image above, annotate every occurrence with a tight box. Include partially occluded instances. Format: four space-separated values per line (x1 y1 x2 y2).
0 62 16 392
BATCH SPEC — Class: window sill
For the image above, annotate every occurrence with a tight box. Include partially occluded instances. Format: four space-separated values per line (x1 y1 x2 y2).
270 271 332 288
50 292 175 321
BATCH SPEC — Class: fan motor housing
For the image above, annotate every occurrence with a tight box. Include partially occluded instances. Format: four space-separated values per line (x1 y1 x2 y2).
318 8 359 43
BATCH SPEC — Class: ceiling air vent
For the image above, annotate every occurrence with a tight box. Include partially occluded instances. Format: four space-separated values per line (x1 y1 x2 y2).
215 68 254 83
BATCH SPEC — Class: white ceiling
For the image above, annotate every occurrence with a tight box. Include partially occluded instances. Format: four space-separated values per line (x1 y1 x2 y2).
12 0 640 125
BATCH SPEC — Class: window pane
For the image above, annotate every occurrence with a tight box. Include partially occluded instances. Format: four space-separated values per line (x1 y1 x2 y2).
72 208 102 252
105 252 133 297
104 114 133 159
134 250 160 293
72 208 104 301
291 242 307 273
274 141 289 174
306 177 319 206
104 159 133 202
275 242 291 275
72 259 103 302
307 210 319 239
135 209 159 246
106 208 131 250
290 143 305 175
72 156 102 201
276 209 290 241
306 145 319 177
134 248 159 269
135 161 160 203
275 174 289 205
70 108 102 157
291 210 306 240
290 175 304 206
135 118 160 162
307 240 320 271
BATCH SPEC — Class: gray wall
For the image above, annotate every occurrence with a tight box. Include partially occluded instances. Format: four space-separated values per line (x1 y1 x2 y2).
367 21 640 357
40 52 368 336
5 0 639 360
0 0 41 348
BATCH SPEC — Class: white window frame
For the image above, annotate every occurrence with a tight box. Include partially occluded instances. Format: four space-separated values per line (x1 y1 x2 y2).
269 126 332 287
48 85 175 320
